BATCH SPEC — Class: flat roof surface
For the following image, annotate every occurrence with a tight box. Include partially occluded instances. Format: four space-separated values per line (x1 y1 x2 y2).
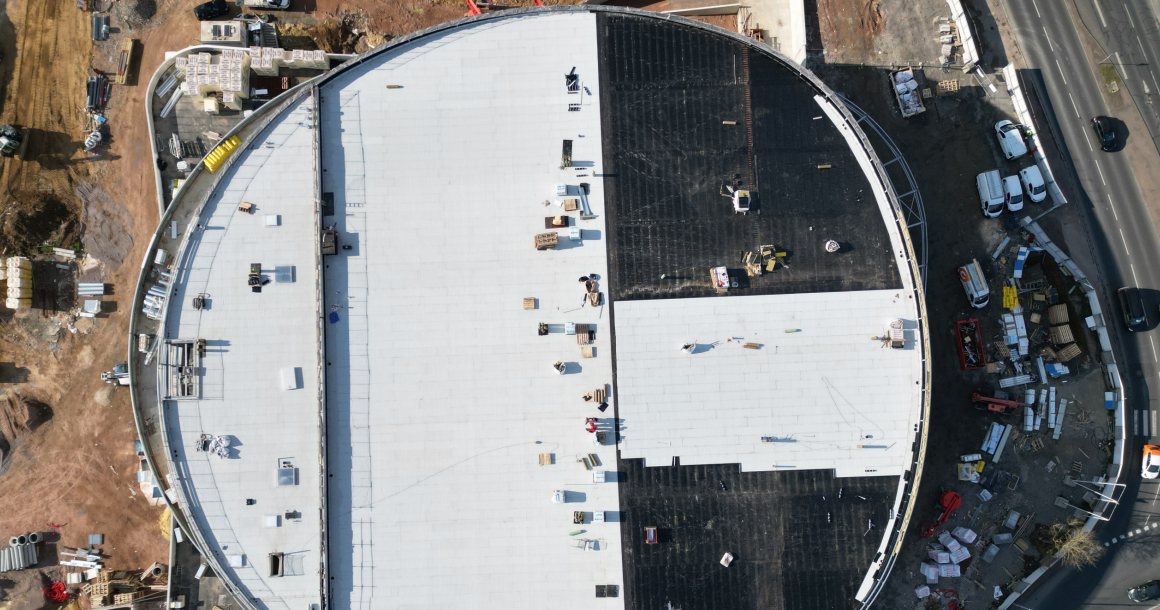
318 13 623 609
597 14 902 301
162 95 322 608
617 461 896 609
614 290 922 476
144 9 927 610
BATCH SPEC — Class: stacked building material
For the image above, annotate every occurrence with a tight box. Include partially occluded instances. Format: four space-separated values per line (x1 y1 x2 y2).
5 257 32 310
0 543 37 572
217 49 251 98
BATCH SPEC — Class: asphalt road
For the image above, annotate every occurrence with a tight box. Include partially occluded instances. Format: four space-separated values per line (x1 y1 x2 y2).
1003 0 1160 606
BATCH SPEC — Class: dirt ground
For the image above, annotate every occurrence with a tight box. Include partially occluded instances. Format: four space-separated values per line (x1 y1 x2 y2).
0 0 529 606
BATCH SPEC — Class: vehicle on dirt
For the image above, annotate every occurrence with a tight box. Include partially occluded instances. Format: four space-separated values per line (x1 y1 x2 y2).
1144 445 1160 480
1019 165 1047 203
1092 116 1116 151
195 0 230 20
994 120 1028 160
1128 579 1160 602
1117 287 1148 332
0 124 22 157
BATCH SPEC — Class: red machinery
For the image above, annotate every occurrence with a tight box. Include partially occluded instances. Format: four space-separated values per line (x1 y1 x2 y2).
585 417 598 433
954 318 986 370
972 392 1020 415
920 491 962 537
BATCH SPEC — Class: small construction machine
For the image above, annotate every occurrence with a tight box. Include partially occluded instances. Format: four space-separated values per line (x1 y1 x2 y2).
101 363 130 386
0 124 23 157
971 391 1020 415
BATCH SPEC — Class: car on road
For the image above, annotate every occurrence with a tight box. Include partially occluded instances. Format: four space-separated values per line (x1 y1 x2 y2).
194 0 230 20
1092 116 1116 151
1019 166 1047 203
1144 445 1160 480
995 120 1028 160
1002 175 1023 212
1128 579 1160 602
1118 287 1148 332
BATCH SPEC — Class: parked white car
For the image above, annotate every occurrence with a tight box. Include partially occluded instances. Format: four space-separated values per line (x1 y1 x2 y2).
1019 165 1047 202
1002 175 1023 212
995 120 1028 160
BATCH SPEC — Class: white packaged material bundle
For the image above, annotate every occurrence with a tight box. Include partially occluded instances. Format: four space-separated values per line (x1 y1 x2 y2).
919 562 939 584
915 585 931 598
949 545 971 564
927 549 951 564
937 563 962 578
894 69 915 84
952 527 978 544
937 531 963 553
175 56 188 69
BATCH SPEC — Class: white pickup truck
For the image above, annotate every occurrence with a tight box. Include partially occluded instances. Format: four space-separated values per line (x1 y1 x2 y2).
240 0 289 9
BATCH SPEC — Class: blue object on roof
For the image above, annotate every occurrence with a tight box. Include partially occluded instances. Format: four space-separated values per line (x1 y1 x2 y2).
1045 363 1069 378
328 312 339 324
1105 391 1115 410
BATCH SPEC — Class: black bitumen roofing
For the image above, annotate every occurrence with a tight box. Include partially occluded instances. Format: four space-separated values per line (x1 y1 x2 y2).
617 459 897 610
596 13 903 301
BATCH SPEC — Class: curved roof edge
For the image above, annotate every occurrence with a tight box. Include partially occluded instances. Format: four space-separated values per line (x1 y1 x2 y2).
130 7 931 609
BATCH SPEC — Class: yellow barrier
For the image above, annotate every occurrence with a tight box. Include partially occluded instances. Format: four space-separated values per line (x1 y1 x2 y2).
204 135 241 174
1003 285 1018 309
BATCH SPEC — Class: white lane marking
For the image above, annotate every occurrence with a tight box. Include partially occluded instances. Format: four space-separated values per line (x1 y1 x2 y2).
1137 409 1142 435
1120 228 1132 255
1154 409 1158 438
1069 92 1082 118
1140 35 1149 61
1033 0 1042 17
1109 193 1119 220
1083 126 1095 150
1149 335 1157 361
1096 0 1108 27
1096 158 1107 185
1146 409 1152 436
1057 59 1069 84
1045 27 1055 51
1133 263 1141 286
1152 69 1160 94
1127 5 1137 28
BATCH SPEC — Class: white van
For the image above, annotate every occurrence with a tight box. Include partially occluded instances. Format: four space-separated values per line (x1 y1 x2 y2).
958 259 990 308
1003 175 1024 212
976 170 1005 218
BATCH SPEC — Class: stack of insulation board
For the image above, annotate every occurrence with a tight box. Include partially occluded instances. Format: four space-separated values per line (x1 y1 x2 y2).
0 543 38 572
248 46 282 76
217 48 250 98
286 49 327 69
5 257 32 310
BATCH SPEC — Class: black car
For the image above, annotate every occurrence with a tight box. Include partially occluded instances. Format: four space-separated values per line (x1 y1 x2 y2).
1092 116 1116 151
194 0 229 20
1118 286 1148 332
1129 579 1160 602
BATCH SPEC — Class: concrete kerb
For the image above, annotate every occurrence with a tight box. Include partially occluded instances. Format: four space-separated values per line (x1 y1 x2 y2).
993 217 1128 610
1003 64 1069 210
132 7 932 608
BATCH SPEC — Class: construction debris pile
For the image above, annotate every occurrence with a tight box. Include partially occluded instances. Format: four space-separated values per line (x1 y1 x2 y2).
78 564 168 606
195 433 231 458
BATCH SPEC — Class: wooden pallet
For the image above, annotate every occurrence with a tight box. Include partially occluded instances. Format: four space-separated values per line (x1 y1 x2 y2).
523 297 536 310
580 346 594 358
1056 343 1082 361
585 387 607 403
937 79 960 95
535 232 558 250
576 324 590 345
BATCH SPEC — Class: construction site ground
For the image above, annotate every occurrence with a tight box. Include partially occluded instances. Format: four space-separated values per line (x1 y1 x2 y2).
807 0 1119 607
0 0 533 606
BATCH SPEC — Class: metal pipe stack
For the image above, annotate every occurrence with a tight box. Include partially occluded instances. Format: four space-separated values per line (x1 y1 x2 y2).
0 539 39 573
77 283 106 296
5 257 32 310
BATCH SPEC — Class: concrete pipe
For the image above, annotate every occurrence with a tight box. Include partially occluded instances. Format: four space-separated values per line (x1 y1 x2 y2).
15 535 26 545
151 565 163 577
8 536 18 547
27 532 41 544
